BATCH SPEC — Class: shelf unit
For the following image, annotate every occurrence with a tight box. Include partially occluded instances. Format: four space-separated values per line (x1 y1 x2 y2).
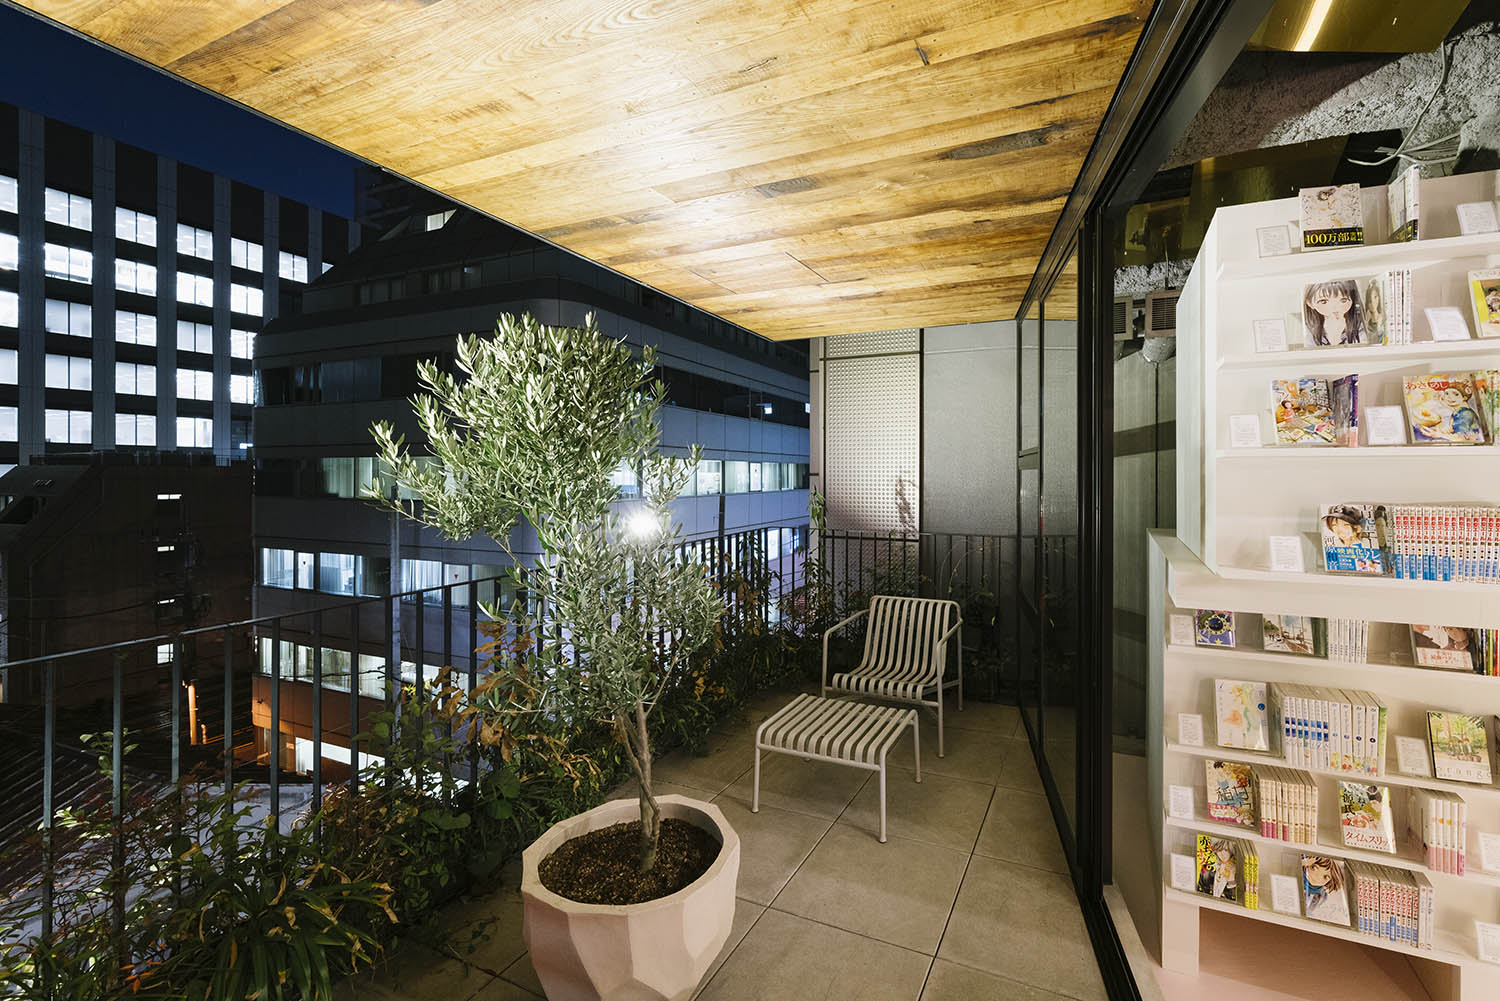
1153 172 1500 1001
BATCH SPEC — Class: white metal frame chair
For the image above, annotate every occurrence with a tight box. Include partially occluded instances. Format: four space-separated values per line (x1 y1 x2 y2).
822 595 962 756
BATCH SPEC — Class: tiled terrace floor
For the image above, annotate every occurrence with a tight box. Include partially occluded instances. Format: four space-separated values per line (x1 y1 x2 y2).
339 685 1102 1001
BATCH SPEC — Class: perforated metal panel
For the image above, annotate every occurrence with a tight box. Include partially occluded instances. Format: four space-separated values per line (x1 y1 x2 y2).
824 329 919 358
824 351 919 533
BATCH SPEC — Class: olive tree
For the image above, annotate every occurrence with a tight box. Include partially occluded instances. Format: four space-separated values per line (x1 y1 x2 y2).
368 312 722 872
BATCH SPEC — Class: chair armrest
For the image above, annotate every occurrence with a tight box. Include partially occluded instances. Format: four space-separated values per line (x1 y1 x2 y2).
939 617 963 645
822 609 869 689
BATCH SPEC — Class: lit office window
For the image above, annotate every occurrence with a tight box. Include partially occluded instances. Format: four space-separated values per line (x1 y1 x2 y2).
0 348 16 383
0 406 16 441
116 310 158 346
318 552 357 595
45 354 92 391
115 413 156 446
44 243 92 283
400 558 445 604
695 459 723 496
230 373 253 405
230 283 263 316
176 272 214 307
748 461 762 492
114 260 156 295
176 368 213 401
114 207 157 247
44 299 92 338
278 251 309 283
176 223 213 260
44 409 91 444
230 238 263 272
260 548 295 588
0 291 15 327
115 362 156 396
0 175 16 213
230 329 255 359
176 415 213 448
761 462 782 492
610 458 639 498
724 460 749 494
44 188 92 230
0 232 16 271
322 261 333 275
176 320 213 354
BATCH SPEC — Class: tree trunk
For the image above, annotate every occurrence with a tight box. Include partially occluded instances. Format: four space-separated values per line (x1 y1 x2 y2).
615 701 661 874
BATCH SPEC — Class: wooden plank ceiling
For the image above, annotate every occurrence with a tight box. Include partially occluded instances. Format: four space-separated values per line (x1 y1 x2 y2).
22 0 1147 339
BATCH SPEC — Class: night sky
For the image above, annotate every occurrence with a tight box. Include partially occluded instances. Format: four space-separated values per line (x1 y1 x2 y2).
0 5 364 217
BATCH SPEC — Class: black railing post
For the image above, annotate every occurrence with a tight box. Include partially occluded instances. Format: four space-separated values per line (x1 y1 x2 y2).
468 579 479 783
350 603 361 794
112 650 125 983
40 660 54 973
270 617 281 828
311 610 323 814
414 584 426 705
170 637 183 904
223 628 234 785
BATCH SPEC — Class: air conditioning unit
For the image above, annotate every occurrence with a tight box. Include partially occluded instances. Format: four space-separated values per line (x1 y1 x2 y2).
1113 296 1145 341
1145 289 1179 337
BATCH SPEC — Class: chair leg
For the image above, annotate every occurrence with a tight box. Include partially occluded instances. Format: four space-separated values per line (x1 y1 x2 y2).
912 714 921 783
937 693 945 758
957 641 964 711
878 761 887 843
752 745 762 814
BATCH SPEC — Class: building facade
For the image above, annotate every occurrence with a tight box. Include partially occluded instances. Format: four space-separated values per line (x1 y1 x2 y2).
0 102 358 470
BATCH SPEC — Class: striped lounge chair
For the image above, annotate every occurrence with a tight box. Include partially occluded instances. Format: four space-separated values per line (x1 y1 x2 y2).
822 595 963 756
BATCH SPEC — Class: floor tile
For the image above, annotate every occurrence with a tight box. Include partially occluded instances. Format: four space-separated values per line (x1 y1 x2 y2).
706 795 833 905
921 959 1078 1001
653 738 754 796
468 978 542 1000
890 720 1009 785
938 856 1105 1001
427 884 527 974
973 788 1069 874
839 769 992 851
719 752 871 819
695 898 767 999
344 942 497 1001
602 778 725 806
940 698 1021 737
696 908 931 1001
993 736 1046 795
500 952 542 997
772 823 967 953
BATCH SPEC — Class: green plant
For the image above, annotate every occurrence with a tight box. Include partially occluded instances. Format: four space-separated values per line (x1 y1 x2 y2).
371 312 723 872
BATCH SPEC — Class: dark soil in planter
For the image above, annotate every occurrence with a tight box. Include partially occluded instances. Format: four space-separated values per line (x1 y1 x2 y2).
539 819 720 905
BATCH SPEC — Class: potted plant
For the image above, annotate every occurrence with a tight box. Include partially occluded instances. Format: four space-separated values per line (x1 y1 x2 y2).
370 312 737 1001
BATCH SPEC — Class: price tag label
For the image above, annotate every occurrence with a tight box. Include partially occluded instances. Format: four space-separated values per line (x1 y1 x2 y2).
1270 874 1300 915
1169 615 1195 647
1477 921 1500 965
1479 832 1500 874
1268 536 1305 573
1426 306 1472 342
1365 405 1407 446
1178 713 1205 747
1168 785 1195 820
1170 852 1196 892
1256 225 1292 258
1457 200 1500 235
1395 736 1432 777
1228 414 1262 449
1252 318 1289 352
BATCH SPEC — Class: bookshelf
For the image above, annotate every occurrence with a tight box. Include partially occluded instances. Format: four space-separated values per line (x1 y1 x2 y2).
1153 172 1500 1001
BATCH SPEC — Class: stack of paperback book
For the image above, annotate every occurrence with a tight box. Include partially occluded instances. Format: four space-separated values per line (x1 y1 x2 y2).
1346 862 1433 948
1386 504 1500 582
1252 767 1318 845
1471 628 1500 675
1269 684 1389 775
1328 618 1370 662
1405 788 1468 875
1195 833 1259 909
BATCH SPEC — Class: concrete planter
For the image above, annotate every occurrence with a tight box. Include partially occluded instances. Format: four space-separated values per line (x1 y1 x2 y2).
521 794 740 1001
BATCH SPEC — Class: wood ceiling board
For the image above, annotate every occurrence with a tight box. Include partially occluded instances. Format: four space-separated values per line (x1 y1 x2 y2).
20 0 1149 339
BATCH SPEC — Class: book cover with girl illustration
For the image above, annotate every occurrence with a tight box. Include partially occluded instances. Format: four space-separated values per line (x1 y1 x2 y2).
1319 503 1390 575
1426 711 1495 784
1468 269 1500 339
1410 624 1475 670
1338 782 1396 853
1403 374 1485 444
1300 183 1364 250
1303 279 1367 346
1272 377 1334 444
1206 761 1256 827
1196 835 1240 902
1214 679 1269 751
1301 855 1351 925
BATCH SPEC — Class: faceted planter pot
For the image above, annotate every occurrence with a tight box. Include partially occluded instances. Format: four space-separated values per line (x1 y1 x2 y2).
521 794 740 1001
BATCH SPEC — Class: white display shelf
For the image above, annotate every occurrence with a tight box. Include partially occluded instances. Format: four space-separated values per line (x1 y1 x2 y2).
1214 446 1500 460
1219 339 1500 372
1216 231 1500 283
1162 809 1500 889
1162 886 1477 966
1165 740 1500 801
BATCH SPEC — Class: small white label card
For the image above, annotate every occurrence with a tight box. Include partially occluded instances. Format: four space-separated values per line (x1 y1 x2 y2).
1477 921 1500 965
1169 852 1196 892
1168 784 1195 820
1252 317 1289 353
1479 831 1500 874
1366 405 1407 445
1256 224 1292 257
1270 874 1301 916
1457 200 1500 235
1395 736 1432 777
1169 614 1195 647
1228 413 1262 448
1426 305 1472 342
1268 536 1305 573
1178 713 1205 747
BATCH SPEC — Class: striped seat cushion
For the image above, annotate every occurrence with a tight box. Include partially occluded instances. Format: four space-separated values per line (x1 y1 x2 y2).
827 595 953 703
